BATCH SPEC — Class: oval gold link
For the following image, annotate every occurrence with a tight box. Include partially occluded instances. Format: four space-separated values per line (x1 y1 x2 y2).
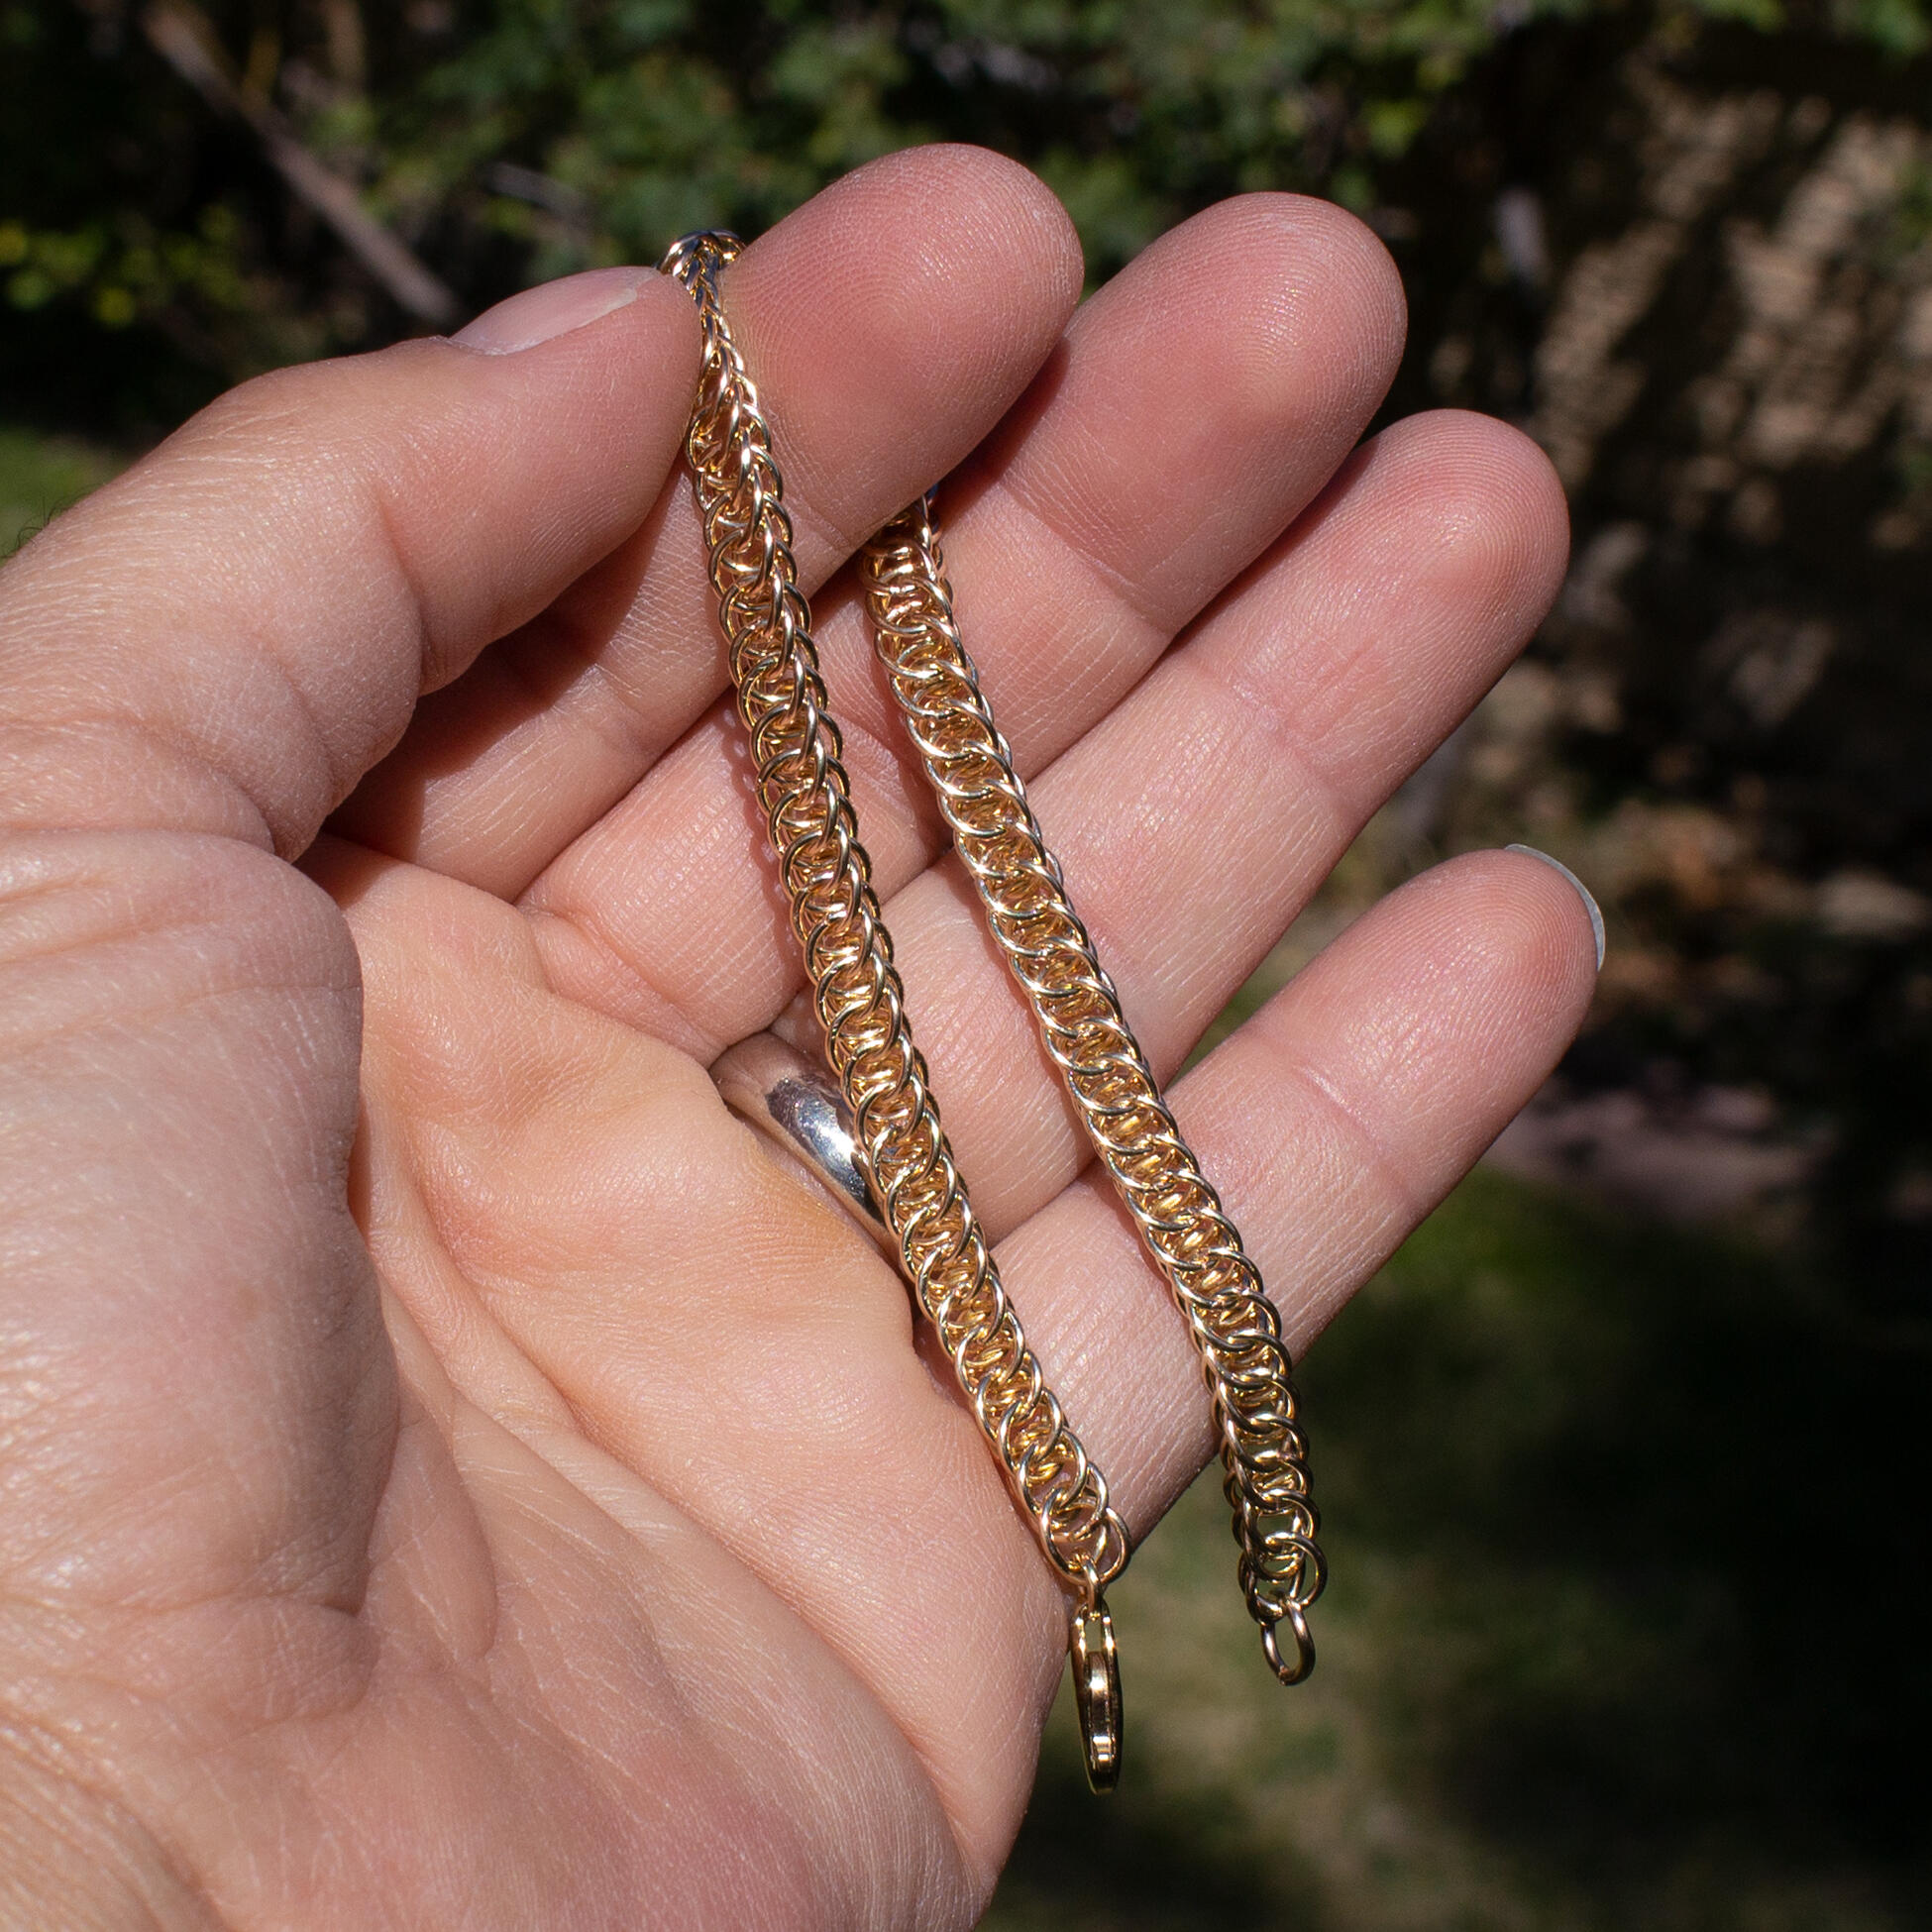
1070 1597 1124 1793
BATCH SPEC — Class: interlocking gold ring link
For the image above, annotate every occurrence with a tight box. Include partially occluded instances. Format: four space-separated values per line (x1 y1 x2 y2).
861 496 1327 1684
661 232 1129 1603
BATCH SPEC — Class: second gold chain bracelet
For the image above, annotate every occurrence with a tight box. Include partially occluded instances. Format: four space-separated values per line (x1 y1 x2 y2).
663 230 1325 1791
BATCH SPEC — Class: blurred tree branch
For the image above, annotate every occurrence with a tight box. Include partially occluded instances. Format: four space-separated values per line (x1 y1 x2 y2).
138 0 456 326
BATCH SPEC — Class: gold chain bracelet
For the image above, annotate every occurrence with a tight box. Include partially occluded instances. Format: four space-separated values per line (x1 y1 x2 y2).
861 496 1327 1686
661 233 1130 1787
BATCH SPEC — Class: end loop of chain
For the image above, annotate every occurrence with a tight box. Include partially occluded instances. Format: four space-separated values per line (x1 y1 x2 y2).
1260 1600 1315 1686
660 229 742 283
1069 1598 1123 1793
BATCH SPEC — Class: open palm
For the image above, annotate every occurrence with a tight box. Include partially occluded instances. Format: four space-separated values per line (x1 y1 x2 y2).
0 149 1593 1928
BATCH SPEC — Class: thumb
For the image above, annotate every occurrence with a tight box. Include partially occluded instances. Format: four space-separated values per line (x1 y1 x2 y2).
0 266 700 857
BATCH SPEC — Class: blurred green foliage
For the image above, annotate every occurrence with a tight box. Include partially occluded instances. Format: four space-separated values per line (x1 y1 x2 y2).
0 422 120 554
6 0 1932 428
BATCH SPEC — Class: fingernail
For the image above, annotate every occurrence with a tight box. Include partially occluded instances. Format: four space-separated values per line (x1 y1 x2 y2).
1506 844 1606 970
453 267 653 354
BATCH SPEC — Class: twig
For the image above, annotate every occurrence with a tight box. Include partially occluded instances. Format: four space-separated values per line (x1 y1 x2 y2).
140 0 459 327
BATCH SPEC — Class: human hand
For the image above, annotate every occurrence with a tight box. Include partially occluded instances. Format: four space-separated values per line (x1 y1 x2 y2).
0 148 1594 1927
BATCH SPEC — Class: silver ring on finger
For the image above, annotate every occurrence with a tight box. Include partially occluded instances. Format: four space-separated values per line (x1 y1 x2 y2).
711 1033 894 1254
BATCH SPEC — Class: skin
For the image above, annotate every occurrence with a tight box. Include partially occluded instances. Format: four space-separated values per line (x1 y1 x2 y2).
0 148 1593 1929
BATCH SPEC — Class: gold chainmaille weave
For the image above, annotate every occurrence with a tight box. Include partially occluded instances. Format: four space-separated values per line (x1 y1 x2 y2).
862 496 1326 1684
660 234 1131 1625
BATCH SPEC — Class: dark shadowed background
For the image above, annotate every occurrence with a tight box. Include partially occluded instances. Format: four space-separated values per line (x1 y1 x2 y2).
5 2 1929 1924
